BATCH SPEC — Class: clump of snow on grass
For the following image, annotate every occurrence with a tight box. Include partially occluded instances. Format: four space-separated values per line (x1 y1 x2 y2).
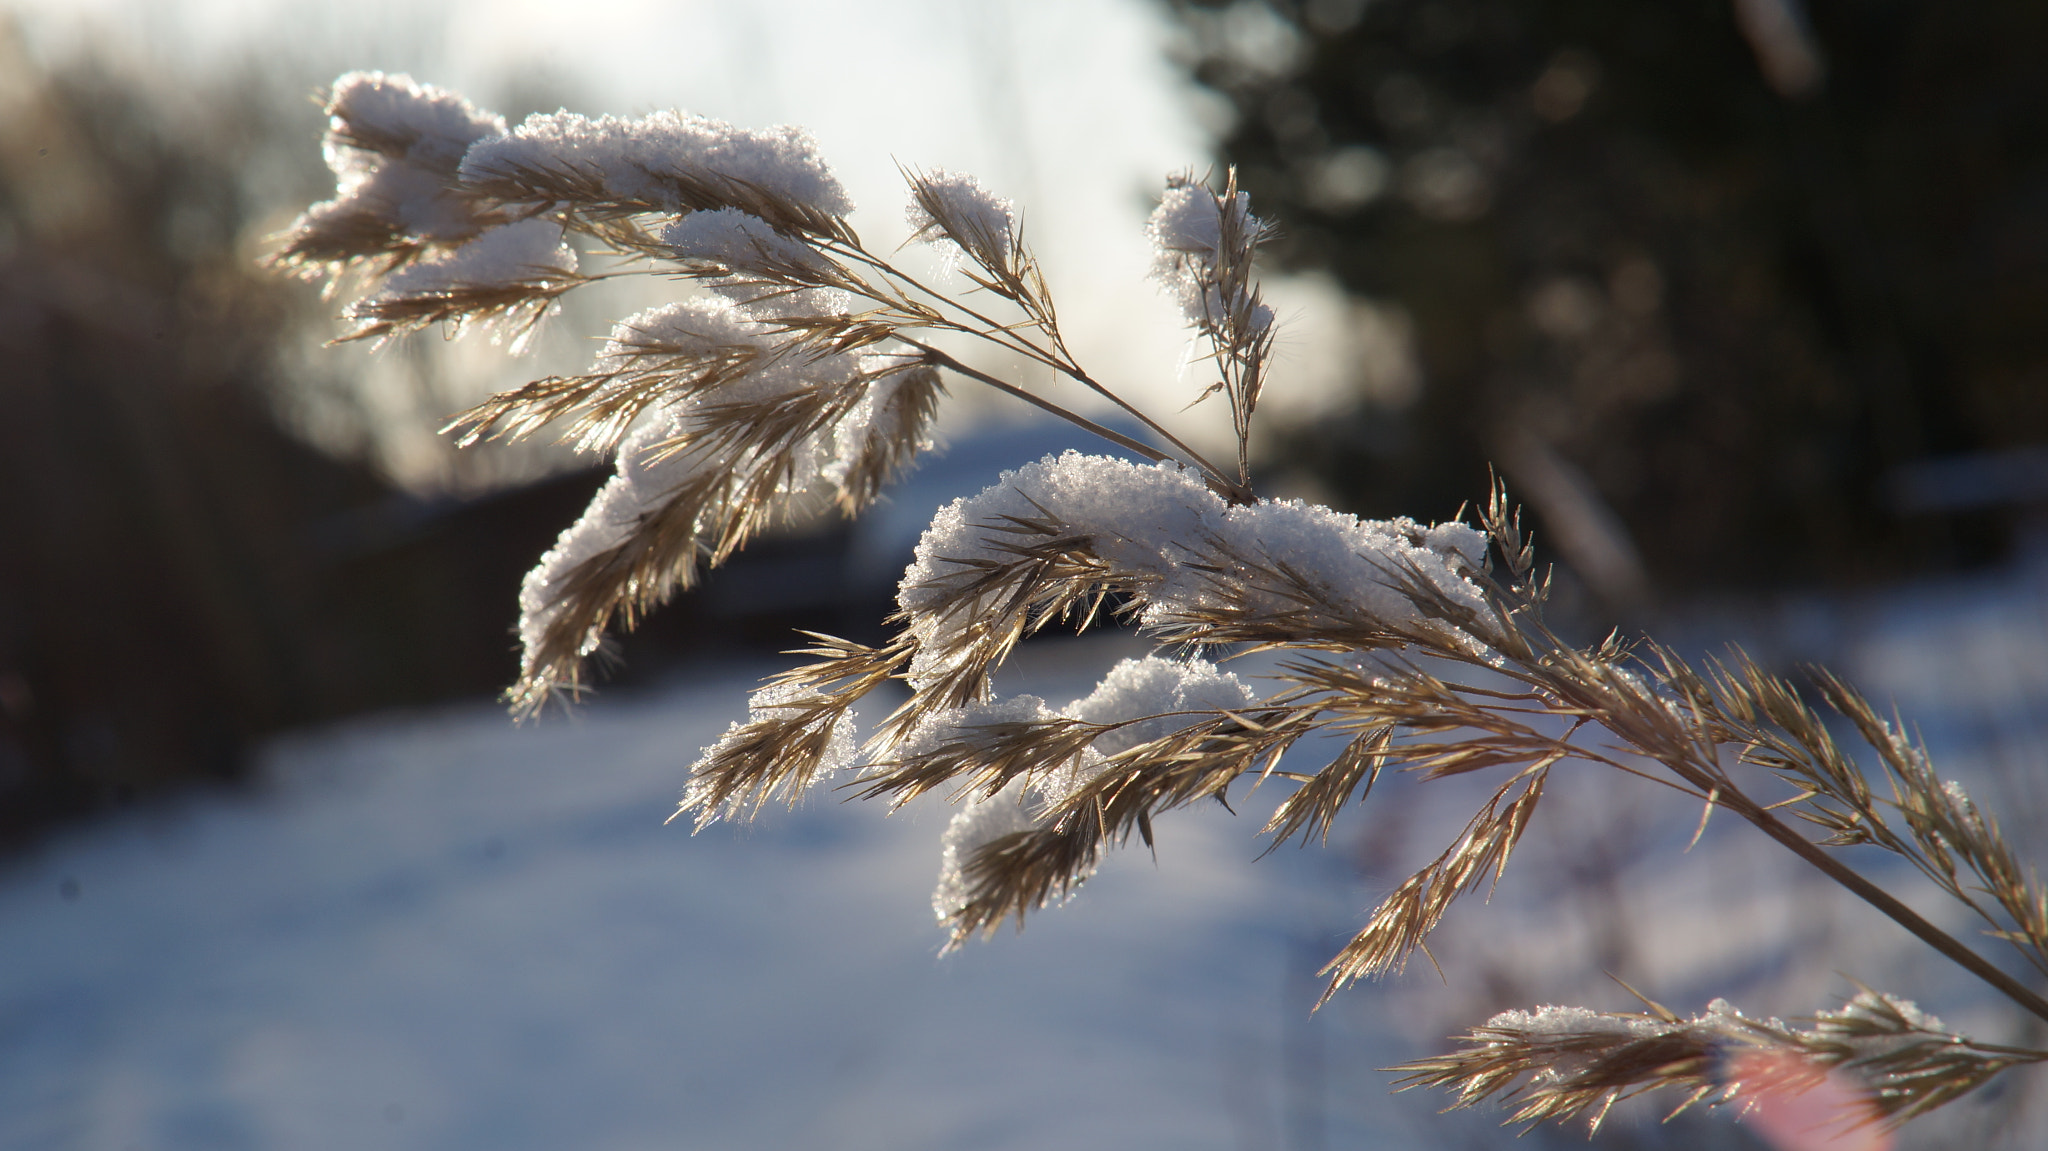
1484 1004 1674 1040
1816 991 1949 1040
289 72 507 256
327 70 506 170
517 410 693 666
682 680 862 823
663 208 836 281
1145 177 1275 334
932 784 1042 924
461 109 853 218
903 657 1261 922
1065 656 1257 757
350 218 577 336
817 364 937 492
907 169 1017 270
516 296 872 667
1047 655 1257 801
897 452 1487 692
1146 180 1263 264
908 695 1067 923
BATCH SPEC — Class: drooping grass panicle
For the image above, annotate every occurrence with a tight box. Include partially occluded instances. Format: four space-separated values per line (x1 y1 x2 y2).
1396 992 2048 1135
278 76 2048 1138
458 108 858 244
1321 757 1553 994
1147 168 1277 486
271 71 509 281
1683 655 2048 982
903 166 1027 300
677 632 914 829
1811 675 2048 979
338 216 586 348
482 283 951 716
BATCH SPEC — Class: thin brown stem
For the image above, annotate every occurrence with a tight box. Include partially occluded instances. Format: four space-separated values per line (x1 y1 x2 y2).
905 341 1254 505
1045 359 1249 505
832 240 1250 503
1418 621 2048 1027
827 243 1062 365
1717 789 2048 1025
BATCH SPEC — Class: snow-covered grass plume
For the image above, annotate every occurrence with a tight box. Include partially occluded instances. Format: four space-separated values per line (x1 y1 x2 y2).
275 74 2048 1140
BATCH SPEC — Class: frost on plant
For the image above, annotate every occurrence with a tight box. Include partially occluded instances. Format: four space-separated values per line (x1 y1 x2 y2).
277 73 2048 1136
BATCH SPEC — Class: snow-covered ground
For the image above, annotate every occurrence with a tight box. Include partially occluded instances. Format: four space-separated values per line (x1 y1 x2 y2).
6 557 2048 1150
0 636 1402 1151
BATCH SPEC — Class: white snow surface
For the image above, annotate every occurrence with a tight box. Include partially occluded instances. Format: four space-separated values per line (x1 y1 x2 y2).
461 109 853 217
0 645 1416 1151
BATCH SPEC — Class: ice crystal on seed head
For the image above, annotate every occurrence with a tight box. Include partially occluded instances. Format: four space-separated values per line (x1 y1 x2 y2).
663 208 837 282
325 71 506 170
906 168 1017 268
1145 176 1277 337
357 218 576 301
274 72 507 277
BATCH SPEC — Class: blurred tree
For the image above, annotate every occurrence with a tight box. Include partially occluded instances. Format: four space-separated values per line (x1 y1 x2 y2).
0 31 619 846
1167 0 2048 607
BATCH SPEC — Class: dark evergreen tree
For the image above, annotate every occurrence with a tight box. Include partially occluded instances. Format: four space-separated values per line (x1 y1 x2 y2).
1168 0 2048 604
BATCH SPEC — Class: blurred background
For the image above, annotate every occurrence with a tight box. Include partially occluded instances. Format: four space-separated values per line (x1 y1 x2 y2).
2 1 2045 1148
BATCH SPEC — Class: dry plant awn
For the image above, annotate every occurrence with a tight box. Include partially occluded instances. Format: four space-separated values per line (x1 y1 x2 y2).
277 72 2048 1138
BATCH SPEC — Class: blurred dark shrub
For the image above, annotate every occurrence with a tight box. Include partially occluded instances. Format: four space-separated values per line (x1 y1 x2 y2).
1168 0 2048 604
0 33 635 847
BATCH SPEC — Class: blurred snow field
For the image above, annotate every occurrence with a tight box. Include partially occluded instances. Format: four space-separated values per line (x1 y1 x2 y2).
4 556 2047 1150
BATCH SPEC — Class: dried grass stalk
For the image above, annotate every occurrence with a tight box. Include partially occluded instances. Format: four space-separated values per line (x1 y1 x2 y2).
277 84 2048 1138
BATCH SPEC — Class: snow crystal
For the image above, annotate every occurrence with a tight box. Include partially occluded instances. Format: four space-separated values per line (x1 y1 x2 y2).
461 109 853 217
663 208 836 280
907 169 1017 266
1145 179 1275 333
360 217 576 300
327 71 506 170
1484 1004 1673 1040
292 72 506 252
